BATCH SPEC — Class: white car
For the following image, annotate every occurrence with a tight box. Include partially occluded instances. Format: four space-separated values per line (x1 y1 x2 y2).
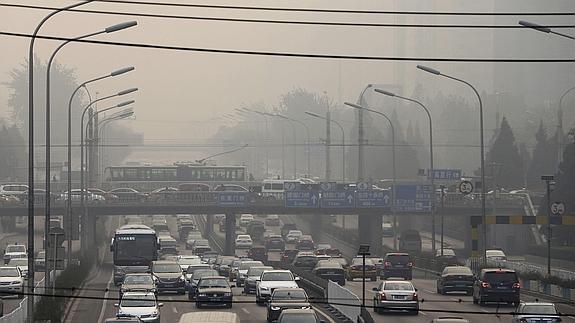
239 214 254 227
3 244 27 264
0 184 28 198
486 249 507 262
235 235 253 249
285 230 303 244
115 292 163 323
0 266 24 298
177 255 202 272
7 258 28 278
59 189 105 203
256 270 299 305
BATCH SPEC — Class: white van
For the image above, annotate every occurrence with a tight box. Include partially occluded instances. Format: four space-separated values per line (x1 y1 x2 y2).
179 312 240 323
261 180 288 200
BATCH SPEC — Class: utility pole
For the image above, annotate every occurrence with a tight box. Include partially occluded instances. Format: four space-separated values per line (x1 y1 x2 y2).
541 175 554 276
325 99 331 181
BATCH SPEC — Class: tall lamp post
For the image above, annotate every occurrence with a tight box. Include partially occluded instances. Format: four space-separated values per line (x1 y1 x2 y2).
305 111 346 182
417 64 486 262
276 114 310 178
541 175 555 276
27 2 95 317
44 21 136 289
519 21 575 40
374 88 436 253
82 97 137 199
239 108 270 178
97 111 136 177
345 102 397 250
66 67 134 264
356 84 373 181
266 113 297 179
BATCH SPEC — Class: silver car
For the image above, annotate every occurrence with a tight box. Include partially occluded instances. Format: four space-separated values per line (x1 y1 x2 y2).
372 280 419 315
511 302 561 323
115 292 163 323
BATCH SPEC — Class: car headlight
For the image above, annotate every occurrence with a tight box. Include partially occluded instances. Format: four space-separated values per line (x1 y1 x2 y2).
198 293 207 297
301 306 311 310
11 281 22 285
271 306 281 311
151 311 159 317
179 276 185 282
224 292 232 296
260 286 269 290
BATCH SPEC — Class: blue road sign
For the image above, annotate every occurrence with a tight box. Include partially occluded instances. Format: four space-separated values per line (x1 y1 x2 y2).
217 192 248 207
356 190 391 208
320 191 355 208
394 184 432 212
285 191 319 208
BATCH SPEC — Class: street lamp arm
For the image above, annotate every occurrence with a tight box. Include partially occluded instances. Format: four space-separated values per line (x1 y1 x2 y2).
195 144 249 165
559 86 575 110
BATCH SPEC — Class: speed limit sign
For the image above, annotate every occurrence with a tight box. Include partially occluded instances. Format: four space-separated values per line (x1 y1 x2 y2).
551 202 565 215
459 181 474 195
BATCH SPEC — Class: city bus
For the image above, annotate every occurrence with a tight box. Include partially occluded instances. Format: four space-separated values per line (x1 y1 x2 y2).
110 224 158 285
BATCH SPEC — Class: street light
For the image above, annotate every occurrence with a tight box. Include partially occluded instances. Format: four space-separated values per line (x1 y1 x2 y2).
82 96 137 200
356 84 373 181
27 2 95 316
417 64 487 263
305 111 346 182
43 20 136 289
519 20 575 40
374 88 437 253
541 175 555 277
276 114 310 178
66 67 134 263
237 108 270 178
97 110 136 177
345 102 398 250
245 109 283 178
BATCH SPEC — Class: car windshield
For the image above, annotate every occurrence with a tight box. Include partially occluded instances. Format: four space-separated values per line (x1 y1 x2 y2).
444 267 473 275
6 245 26 253
262 272 293 281
179 258 201 266
383 282 415 291
198 278 228 288
8 259 27 266
124 275 153 285
0 268 20 277
522 304 557 315
221 258 235 266
240 261 263 270
153 263 181 273
484 272 518 283
192 270 218 280
120 294 156 307
247 267 272 276
486 250 505 257
186 266 211 274
352 258 374 265
386 254 410 263
280 313 317 323
272 290 307 300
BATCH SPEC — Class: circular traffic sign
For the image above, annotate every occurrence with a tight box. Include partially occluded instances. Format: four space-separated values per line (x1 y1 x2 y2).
459 181 474 195
551 202 565 215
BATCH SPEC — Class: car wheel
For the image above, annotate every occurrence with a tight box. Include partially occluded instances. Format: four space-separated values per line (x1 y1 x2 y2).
479 297 485 306
188 293 194 301
370 276 376 282
178 289 185 295
466 290 473 296
256 295 263 305
406 275 413 280
411 310 419 315
472 295 478 304
196 302 202 309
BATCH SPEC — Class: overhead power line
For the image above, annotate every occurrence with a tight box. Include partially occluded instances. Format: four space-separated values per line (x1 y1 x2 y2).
93 0 574 17
1 31 573 63
3 3 574 29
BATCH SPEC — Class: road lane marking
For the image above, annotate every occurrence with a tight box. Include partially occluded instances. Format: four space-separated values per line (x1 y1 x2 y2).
481 309 489 313
242 308 250 314
422 289 435 294
172 306 178 314
96 273 114 323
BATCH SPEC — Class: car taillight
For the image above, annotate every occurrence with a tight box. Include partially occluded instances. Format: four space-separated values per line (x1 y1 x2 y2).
513 282 521 289
412 293 418 301
378 292 386 300
384 261 392 268
407 262 413 267
481 282 490 288
519 319 528 323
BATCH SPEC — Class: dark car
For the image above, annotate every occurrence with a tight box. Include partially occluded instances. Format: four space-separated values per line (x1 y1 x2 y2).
381 253 413 280
214 184 248 192
119 273 156 299
243 266 273 294
315 248 341 258
150 260 186 294
265 235 286 251
292 252 318 270
281 249 299 265
296 235 314 251
215 256 237 277
187 269 219 300
195 276 233 308
248 247 268 262
247 221 266 242
277 309 324 323
473 268 520 306
312 260 345 286
267 288 310 323
436 266 474 295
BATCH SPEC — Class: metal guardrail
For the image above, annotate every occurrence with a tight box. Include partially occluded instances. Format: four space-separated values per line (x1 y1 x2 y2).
490 259 575 282
0 271 58 323
327 280 361 323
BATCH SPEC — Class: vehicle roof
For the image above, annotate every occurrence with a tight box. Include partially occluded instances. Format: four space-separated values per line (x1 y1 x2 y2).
262 269 292 274
178 311 239 323
272 287 306 293
315 260 343 268
152 260 179 265
280 309 316 315
520 302 555 306
481 268 516 273
116 225 155 235
198 275 227 280
385 252 410 256
121 291 155 297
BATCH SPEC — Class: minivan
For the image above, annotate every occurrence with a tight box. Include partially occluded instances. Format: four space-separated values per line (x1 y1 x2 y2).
399 230 422 253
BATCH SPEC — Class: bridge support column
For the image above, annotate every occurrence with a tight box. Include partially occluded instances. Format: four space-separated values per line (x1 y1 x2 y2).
80 211 97 258
358 214 382 256
309 214 322 243
205 214 214 235
224 214 236 256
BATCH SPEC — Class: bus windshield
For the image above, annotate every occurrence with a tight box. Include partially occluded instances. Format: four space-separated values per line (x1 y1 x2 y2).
113 234 157 266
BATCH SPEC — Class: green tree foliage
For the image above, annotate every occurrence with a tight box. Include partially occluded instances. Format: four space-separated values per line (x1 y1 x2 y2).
487 117 524 188
527 121 556 189
0 121 26 181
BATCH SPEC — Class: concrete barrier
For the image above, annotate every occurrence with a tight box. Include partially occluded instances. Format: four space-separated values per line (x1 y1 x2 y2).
327 280 360 323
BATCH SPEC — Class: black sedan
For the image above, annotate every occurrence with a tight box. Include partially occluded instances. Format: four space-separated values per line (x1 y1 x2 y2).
267 288 311 323
195 276 233 308
437 266 475 295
